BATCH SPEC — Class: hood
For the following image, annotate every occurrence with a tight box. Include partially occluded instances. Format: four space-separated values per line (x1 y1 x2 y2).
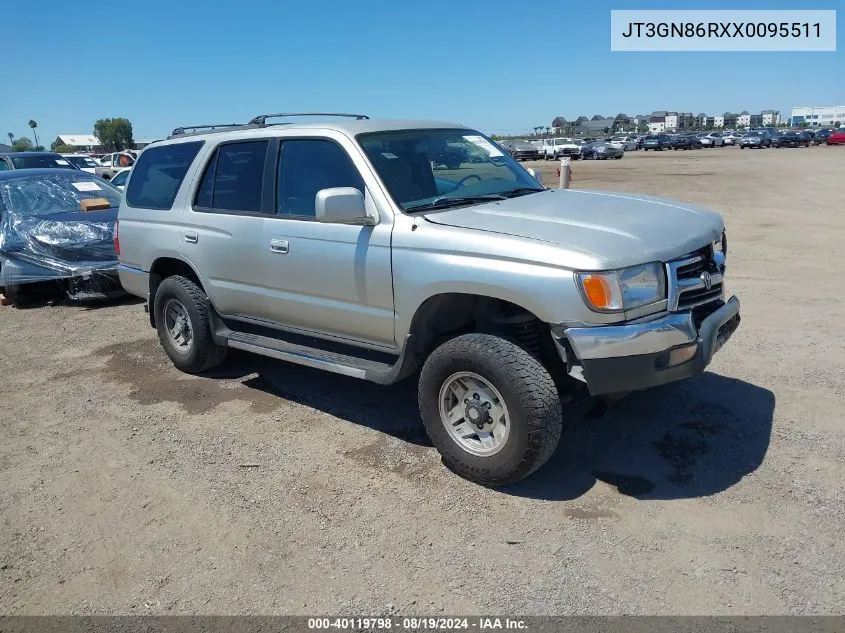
423 189 724 269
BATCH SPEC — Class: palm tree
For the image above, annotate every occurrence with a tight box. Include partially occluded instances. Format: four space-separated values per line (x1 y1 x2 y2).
28 120 39 147
7 132 13 146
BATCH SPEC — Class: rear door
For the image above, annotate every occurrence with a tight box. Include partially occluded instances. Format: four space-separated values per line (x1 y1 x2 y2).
179 138 275 317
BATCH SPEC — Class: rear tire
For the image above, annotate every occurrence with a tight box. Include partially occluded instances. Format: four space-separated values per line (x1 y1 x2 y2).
418 333 563 487
154 275 227 373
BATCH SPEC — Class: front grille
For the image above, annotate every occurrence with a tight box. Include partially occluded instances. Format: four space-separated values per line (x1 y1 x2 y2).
667 247 724 311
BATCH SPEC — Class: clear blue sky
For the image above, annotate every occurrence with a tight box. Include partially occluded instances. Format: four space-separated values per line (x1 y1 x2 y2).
2 0 841 144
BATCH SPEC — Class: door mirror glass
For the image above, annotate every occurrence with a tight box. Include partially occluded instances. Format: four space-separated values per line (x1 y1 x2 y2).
315 187 374 225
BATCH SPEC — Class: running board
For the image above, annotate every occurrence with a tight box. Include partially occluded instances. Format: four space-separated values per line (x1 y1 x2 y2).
214 318 419 385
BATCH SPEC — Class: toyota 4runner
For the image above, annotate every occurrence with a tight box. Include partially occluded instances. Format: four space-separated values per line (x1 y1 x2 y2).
117 113 741 486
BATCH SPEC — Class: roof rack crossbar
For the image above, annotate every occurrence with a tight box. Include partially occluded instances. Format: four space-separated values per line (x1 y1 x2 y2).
248 112 370 125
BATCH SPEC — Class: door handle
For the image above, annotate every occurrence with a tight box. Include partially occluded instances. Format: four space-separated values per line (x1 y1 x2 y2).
184 232 198 244
269 239 289 254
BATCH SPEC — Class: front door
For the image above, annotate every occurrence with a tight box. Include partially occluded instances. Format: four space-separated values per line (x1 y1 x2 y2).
260 137 395 350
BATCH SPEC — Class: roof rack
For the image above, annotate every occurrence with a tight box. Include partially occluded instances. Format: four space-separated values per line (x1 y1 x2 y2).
168 123 254 139
248 112 370 125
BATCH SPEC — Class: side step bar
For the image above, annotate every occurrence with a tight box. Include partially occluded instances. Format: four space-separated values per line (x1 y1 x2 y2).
212 316 419 385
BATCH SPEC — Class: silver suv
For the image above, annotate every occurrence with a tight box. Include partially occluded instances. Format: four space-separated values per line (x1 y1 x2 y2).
117 113 740 486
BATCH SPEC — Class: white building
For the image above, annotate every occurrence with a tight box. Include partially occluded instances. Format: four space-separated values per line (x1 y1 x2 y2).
648 121 665 134
790 106 845 127
736 112 751 128
761 110 780 126
713 116 725 128
53 134 101 150
664 112 678 131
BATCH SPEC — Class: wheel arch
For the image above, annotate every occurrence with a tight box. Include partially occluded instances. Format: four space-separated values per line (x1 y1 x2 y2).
147 257 206 328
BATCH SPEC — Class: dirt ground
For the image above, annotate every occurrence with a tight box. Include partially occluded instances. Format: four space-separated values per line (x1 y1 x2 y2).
1 146 843 615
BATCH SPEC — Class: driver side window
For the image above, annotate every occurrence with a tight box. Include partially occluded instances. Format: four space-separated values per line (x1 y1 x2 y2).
276 139 364 218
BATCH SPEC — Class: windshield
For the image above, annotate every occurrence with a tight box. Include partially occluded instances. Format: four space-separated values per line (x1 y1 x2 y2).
0 173 122 215
64 155 100 169
357 129 543 212
744 132 762 137
645 135 658 140
554 138 571 145
11 154 77 170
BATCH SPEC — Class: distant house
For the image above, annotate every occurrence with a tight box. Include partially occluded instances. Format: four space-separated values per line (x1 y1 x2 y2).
574 116 589 126
590 114 605 121
53 134 102 152
574 118 617 135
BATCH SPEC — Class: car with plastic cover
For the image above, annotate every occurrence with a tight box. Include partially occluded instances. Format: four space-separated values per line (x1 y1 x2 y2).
0 169 124 306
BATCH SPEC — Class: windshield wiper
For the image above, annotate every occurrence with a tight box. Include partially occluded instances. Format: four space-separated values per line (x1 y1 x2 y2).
406 194 506 212
498 187 545 198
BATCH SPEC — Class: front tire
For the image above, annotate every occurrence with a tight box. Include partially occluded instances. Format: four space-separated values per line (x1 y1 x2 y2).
418 333 563 486
154 275 227 373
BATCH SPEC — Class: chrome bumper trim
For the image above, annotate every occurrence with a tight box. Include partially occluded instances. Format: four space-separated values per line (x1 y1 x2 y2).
563 296 740 361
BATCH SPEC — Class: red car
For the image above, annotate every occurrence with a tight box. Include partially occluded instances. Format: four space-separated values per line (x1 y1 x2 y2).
827 131 845 145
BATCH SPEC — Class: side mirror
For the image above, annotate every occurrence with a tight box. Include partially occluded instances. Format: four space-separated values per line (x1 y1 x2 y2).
315 187 376 225
526 168 543 184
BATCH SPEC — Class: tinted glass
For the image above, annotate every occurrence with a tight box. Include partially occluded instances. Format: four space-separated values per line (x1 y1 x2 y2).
0 161 8 171
126 141 203 210
65 156 100 169
195 140 268 213
11 154 76 169
276 140 363 217
110 170 130 186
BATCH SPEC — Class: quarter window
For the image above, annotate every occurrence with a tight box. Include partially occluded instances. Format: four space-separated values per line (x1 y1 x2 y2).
194 140 268 213
126 141 203 210
276 139 364 218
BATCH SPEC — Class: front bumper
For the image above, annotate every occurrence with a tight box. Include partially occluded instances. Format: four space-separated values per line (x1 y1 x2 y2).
557 297 741 396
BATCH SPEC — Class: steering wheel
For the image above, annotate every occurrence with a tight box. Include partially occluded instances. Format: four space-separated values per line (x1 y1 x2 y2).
455 174 482 188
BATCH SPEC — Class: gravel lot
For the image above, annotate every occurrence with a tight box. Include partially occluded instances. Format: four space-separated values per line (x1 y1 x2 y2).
1 146 843 615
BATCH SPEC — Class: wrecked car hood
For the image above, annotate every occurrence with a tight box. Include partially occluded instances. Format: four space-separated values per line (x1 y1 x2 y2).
423 189 724 269
0 207 118 281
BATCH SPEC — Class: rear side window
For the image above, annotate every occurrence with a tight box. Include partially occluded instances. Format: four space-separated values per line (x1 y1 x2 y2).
194 140 268 213
126 141 203 210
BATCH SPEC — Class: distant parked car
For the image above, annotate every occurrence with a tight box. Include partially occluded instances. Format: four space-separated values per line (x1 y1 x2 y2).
0 152 80 171
610 136 638 151
812 129 832 144
739 131 773 149
721 132 739 146
642 134 670 151
543 137 580 160
775 131 811 148
503 140 539 161
827 130 845 145
671 134 702 150
580 141 624 160
95 152 136 180
109 168 131 190
61 154 101 174
698 132 724 147
429 144 469 170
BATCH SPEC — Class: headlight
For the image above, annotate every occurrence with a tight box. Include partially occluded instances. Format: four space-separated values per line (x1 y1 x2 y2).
713 230 727 256
576 263 666 312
